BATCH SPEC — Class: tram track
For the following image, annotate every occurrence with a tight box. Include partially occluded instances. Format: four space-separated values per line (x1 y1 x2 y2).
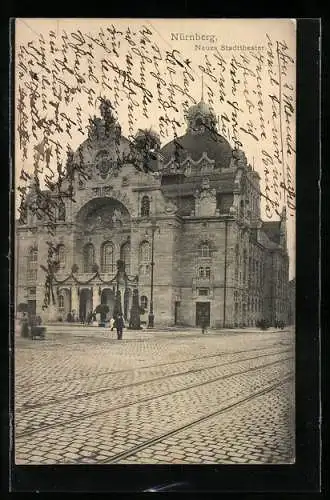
15 355 293 438
15 342 292 389
18 347 292 410
98 374 294 464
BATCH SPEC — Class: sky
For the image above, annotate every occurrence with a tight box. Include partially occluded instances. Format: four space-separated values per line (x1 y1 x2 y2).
15 18 296 278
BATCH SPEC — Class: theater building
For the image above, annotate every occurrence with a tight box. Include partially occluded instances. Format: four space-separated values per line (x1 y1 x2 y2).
15 100 290 327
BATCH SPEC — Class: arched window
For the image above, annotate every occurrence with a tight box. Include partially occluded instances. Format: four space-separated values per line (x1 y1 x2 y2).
101 242 114 273
27 247 38 281
141 296 148 310
205 267 211 279
83 243 95 273
57 244 66 268
141 196 150 217
199 266 204 278
58 294 64 310
120 242 131 274
199 242 210 257
58 201 66 221
139 241 151 275
139 241 151 263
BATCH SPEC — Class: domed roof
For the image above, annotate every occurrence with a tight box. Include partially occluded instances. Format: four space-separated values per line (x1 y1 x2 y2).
160 129 233 167
186 100 214 119
160 100 233 168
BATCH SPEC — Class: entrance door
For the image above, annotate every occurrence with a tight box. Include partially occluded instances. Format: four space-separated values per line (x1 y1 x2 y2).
79 289 92 323
27 300 36 318
196 302 210 327
174 301 180 325
101 289 115 321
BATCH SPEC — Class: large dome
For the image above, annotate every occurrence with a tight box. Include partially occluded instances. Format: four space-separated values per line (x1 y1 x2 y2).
160 129 233 168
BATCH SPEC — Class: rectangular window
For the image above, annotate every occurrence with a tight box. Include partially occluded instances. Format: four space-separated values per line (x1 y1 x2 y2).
27 270 37 281
198 288 209 296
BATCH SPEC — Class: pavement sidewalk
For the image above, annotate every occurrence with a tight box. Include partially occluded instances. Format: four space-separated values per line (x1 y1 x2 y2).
13 322 293 342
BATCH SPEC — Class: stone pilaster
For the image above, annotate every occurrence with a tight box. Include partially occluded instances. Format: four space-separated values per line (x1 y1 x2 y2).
71 286 79 317
92 286 100 311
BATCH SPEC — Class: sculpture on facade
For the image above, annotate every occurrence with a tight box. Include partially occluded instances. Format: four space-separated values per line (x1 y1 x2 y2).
164 198 178 214
84 205 127 232
194 178 217 217
232 148 247 168
87 99 121 145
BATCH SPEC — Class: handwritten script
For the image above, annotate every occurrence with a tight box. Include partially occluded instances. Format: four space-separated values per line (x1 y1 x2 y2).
15 20 296 306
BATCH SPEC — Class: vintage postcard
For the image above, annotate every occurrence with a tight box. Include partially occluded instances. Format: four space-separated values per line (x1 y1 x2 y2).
13 18 296 467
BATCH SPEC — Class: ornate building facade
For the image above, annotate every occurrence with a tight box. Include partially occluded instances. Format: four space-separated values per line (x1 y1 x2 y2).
16 101 290 327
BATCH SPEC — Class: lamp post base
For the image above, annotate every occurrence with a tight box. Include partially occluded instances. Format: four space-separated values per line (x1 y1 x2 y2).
147 313 154 328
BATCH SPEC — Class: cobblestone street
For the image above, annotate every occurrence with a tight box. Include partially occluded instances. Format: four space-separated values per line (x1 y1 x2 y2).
14 327 295 465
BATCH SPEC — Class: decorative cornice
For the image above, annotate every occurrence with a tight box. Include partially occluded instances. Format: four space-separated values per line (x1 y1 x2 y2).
162 151 215 170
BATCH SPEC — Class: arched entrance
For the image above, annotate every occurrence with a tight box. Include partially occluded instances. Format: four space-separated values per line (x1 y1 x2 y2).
101 288 115 321
75 197 131 234
79 288 92 323
74 197 132 287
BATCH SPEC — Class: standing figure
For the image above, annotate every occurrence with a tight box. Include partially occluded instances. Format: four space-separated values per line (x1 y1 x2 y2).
116 313 125 340
109 317 115 332
87 311 92 325
21 313 29 338
201 315 208 334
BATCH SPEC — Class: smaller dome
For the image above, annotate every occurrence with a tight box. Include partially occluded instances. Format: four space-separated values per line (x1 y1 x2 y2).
187 100 214 119
185 99 217 135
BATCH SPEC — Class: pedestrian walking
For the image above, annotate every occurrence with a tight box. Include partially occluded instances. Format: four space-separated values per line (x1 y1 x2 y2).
87 311 93 325
109 316 115 332
115 313 125 340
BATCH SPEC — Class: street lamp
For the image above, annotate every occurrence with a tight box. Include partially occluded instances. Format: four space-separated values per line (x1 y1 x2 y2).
147 218 160 328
